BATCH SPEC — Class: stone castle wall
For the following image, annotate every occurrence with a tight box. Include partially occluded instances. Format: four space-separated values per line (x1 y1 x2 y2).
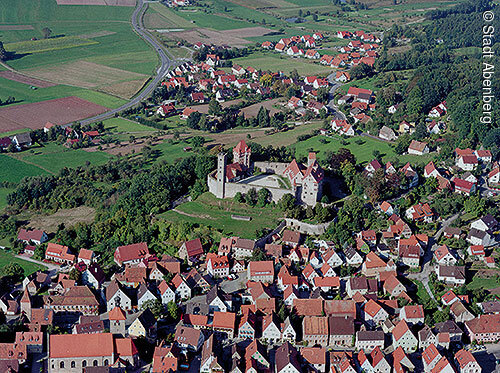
253 161 288 175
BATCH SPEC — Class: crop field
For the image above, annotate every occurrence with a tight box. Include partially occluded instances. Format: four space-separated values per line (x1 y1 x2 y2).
225 0 296 9
0 154 49 183
0 96 109 132
145 3 196 29
165 27 252 48
56 0 135 5
231 53 333 75
159 192 282 239
0 0 158 105
174 10 252 30
0 250 46 277
24 60 149 99
0 71 56 88
4 36 97 54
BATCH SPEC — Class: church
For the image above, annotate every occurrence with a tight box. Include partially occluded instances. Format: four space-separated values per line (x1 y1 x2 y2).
207 140 324 206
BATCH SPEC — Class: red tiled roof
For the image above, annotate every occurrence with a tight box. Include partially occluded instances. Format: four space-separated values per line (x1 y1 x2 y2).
49 333 114 358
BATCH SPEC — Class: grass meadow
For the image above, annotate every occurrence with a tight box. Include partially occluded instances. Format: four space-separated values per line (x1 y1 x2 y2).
0 250 46 276
159 192 283 239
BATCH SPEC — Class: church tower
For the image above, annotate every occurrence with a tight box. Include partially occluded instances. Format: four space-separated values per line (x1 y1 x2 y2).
233 140 251 169
215 153 227 199
20 288 32 321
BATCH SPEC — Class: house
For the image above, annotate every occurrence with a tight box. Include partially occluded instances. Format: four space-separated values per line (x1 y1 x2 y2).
400 162 419 188
174 326 204 351
212 311 236 339
379 126 397 141
275 342 301 373
106 280 132 311
172 274 191 299
274 43 286 52
77 248 94 266
11 133 32 150
190 92 206 103
261 312 282 344
128 308 157 341
453 178 476 195
450 301 475 323
363 299 389 327
434 245 457 266
215 89 233 102
323 249 343 268
424 161 441 178
419 325 438 350
48 333 138 372
406 203 434 223
344 247 363 267
361 252 394 277
282 230 302 247
206 253 230 278
379 201 394 216
329 316 355 347
468 245 485 260
303 316 329 347
435 320 463 342
178 238 204 264
287 96 303 109
408 140 429 155
206 286 228 313
455 349 481 373
114 242 149 266
156 103 176 117
82 262 106 289
471 214 498 233
465 314 500 343
180 107 198 120
488 167 500 186
158 280 175 305
233 238 255 259
45 243 75 265
423 344 442 371
247 261 274 283
383 275 406 297
355 330 384 352
467 228 495 247
261 41 273 49
456 155 478 171
436 265 465 285
429 101 447 117
335 71 350 82
137 283 158 309
17 229 47 245
400 305 424 325
238 311 256 339
392 320 418 353
305 49 320 59
302 347 326 372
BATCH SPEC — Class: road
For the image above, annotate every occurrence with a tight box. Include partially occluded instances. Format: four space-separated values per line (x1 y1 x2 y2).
407 212 460 310
80 0 177 125
326 73 346 120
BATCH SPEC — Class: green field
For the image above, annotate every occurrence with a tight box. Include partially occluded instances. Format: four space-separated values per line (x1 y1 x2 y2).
466 276 500 291
0 76 126 110
292 134 434 166
151 139 195 164
0 250 46 277
12 143 112 174
0 187 14 211
104 117 158 134
0 154 49 183
5 36 97 54
173 10 252 30
232 52 333 75
0 0 158 105
146 3 198 29
159 192 283 239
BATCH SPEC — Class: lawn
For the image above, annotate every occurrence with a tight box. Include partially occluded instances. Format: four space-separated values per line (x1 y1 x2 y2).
147 3 197 29
0 187 14 211
231 52 334 75
104 117 158 134
159 192 283 239
292 134 434 166
466 276 500 291
13 143 113 174
0 154 49 183
152 139 197 164
251 121 325 147
0 249 46 277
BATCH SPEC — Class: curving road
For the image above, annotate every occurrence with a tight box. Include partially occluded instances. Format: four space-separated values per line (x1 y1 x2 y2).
80 0 176 125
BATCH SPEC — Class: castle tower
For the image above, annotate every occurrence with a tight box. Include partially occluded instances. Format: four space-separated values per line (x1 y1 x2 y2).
109 306 126 336
233 140 251 169
307 152 317 168
215 153 227 199
20 288 31 321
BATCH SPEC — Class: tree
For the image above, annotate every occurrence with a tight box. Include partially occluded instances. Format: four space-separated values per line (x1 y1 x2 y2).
0 41 7 61
208 99 222 115
167 301 179 321
68 268 81 282
245 188 257 206
312 14 318 21
191 136 205 148
42 27 52 39
141 299 164 318
4 263 24 282
234 192 245 203
250 247 267 261
257 188 271 207
260 74 273 87
278 193 295 212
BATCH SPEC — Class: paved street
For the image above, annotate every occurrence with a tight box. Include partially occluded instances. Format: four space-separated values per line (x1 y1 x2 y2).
407 213 460 310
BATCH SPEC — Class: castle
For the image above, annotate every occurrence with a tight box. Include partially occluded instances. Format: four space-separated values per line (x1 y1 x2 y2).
207 140 324 206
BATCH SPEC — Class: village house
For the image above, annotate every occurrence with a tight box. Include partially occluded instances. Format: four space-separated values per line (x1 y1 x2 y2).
436 265 466 285
303 316 329 347
17 228 47 246
206 253 230 278
408 140 429 155
114 242 150 266
247 261 274 283
45 243 75 265
178 238 204 264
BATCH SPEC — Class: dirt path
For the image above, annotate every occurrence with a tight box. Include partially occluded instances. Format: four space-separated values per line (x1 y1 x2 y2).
172 208 212 220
